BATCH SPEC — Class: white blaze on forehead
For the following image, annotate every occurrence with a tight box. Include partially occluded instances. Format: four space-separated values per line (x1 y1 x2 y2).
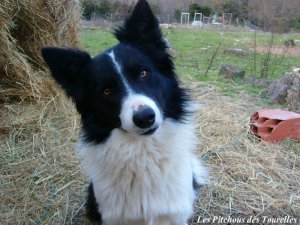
107 50 132 93
108 50 163 134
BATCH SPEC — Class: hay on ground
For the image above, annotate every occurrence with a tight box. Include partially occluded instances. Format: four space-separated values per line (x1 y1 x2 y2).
1 80 299 224
189 82 300 223
0 1 85 224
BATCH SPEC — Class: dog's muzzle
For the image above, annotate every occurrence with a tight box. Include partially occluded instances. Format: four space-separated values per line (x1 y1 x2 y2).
119 94 162 135
133 105 155 129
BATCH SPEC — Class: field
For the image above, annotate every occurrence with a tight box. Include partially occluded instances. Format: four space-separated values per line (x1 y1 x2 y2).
81 28 300 95
1 27 300 224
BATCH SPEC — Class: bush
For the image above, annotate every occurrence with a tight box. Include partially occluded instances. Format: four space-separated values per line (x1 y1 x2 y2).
174 9 181 22
292 18 300 30
82 0 96 19
81 0 112 19
111 1 132 15
188 3 212 18
223 1 239 18
82 0 135 19
98 0 111 15
150 2 160 14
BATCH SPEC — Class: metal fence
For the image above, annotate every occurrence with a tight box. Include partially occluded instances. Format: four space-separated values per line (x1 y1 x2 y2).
82 12 249 31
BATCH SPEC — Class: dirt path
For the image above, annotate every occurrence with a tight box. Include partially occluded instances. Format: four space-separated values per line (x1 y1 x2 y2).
250 46 300 56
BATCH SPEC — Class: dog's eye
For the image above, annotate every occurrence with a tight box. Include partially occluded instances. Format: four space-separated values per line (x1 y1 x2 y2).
139 70 148 78
103 88 111 96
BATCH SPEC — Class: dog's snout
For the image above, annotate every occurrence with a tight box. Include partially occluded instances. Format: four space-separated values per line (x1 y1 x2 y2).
133 105 155 129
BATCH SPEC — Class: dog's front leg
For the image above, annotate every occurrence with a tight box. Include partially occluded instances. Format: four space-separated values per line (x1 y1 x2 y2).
191 156 209 190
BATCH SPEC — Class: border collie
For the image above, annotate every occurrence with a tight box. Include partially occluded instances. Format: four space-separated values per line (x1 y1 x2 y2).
41 0 208 224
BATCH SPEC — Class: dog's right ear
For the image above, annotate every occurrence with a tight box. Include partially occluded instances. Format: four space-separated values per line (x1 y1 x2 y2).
114 0 162 46
41 47 91 94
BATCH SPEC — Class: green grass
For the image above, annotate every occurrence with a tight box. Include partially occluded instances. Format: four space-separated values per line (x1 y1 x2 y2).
80 27 300 96
80 28 117 56
165 29 300 80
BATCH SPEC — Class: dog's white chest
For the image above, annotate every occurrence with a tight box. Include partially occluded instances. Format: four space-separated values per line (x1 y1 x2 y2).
76 120 206 224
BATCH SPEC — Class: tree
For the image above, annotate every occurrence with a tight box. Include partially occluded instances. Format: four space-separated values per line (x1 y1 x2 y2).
111 1 132 15
81 0 112 19
223 1 239 18
188 3 212 18
81 0 98 19
174 9 181 22
98 0 111 15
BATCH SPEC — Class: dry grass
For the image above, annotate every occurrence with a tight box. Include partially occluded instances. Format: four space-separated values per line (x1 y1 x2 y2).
0 96 85 224
189 82 300 223
0 0 86 224
0 0 81 102
0 1 299 222
1 80 299 224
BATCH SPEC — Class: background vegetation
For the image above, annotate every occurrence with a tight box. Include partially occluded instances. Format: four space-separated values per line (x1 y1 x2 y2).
1 1 300 224
81 27 300 95
81 0 300 32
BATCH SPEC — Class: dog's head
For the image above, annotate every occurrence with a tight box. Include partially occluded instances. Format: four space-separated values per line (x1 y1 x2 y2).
42 0 188 142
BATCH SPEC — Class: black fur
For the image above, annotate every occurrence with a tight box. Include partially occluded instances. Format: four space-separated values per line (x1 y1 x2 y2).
86 183 102 223
114 0 174 76
41 0 193 222
193 175 201 191
41 0 189 144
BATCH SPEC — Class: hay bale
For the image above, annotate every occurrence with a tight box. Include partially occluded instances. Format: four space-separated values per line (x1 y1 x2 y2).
0 0 81 102
0 1 37 101
10 0 81 68
0 2 83 222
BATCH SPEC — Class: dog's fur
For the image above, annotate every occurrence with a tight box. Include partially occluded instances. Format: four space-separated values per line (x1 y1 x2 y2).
41 0 208 224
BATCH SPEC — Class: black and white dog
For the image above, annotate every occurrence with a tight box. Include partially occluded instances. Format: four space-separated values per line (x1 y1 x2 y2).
41 0 208 224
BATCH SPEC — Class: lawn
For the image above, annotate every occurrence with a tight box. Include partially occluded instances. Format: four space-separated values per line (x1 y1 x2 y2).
81 27 300 97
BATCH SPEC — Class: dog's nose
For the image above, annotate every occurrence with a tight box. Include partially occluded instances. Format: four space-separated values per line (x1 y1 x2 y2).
133 105 155 129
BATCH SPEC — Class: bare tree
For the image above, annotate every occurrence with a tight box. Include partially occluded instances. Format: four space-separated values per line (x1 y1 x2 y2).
110 0 300 31
248 0 300 32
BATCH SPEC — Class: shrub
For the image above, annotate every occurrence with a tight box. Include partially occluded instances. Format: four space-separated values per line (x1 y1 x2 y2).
188 3 212 18
174 9 181 22
81 0 112 19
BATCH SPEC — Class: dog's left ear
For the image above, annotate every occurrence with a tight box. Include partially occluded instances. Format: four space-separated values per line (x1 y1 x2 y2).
115 0 163 49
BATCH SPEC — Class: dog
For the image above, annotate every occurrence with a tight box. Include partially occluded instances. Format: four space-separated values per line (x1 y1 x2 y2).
41 0 208 224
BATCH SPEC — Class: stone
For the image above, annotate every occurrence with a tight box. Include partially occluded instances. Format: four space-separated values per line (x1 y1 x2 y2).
264 73 299 105
166 48 177 56
287 75 300 112
164 38 176 56
265 82 289 104
219 64 245 80
283 39 295 47
224 48 244 57
292 68 300 73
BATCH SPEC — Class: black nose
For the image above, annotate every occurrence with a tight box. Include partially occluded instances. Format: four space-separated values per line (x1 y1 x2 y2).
133 106 155 129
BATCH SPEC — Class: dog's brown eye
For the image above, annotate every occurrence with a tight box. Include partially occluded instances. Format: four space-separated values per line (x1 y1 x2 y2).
103 88 111 96
139 70 148 78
